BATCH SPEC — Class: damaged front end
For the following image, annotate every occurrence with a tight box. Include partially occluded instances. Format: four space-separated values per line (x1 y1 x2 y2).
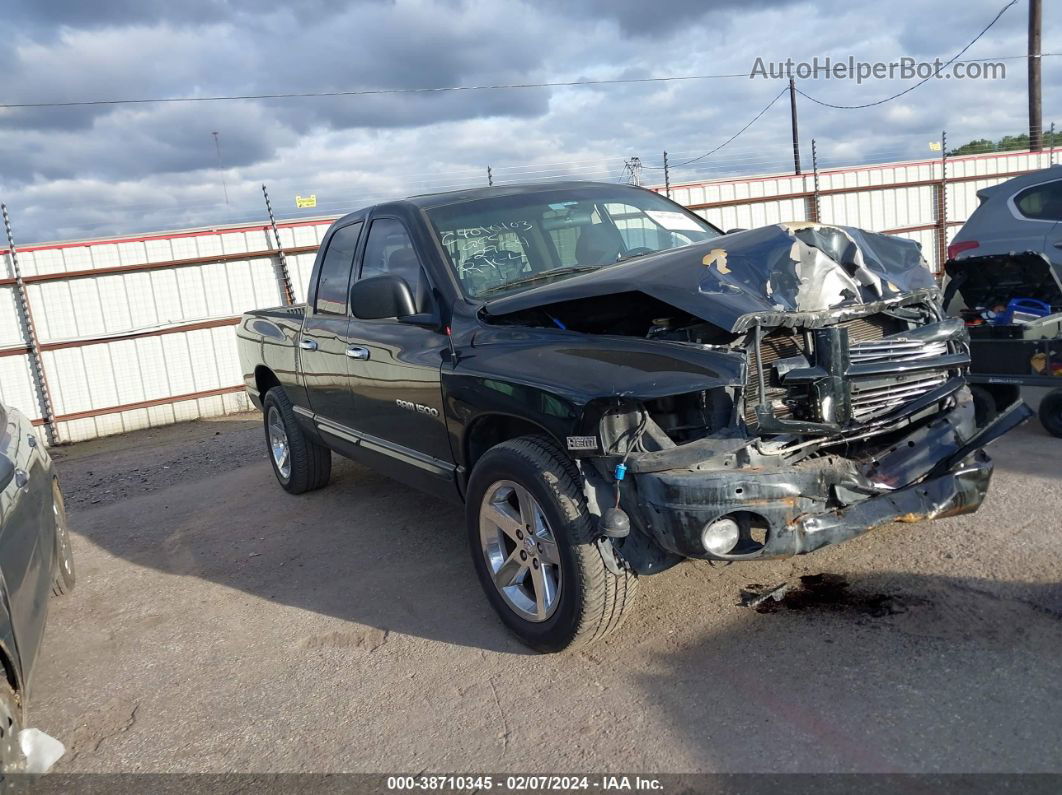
482 223 1032 572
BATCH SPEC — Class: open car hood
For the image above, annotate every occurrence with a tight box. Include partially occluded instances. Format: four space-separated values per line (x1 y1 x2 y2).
943 251 1062 310
482 222 937 333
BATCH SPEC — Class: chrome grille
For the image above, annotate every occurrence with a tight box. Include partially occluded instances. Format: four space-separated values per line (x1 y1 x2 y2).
849 372 949 420
847 336 952 421
745 315 904 426
848 339 949 364
746 311 957 429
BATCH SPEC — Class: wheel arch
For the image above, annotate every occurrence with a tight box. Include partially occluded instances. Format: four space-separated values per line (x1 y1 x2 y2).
0 642 18 700
972 382 1021 412
463 413 565 478
254 365 282 401
0 576 24 703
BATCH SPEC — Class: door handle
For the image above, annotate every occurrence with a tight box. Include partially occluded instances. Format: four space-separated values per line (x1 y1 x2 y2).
299 339 318 351
346 346 370 360
1053 241 1062 248
14 469 28 489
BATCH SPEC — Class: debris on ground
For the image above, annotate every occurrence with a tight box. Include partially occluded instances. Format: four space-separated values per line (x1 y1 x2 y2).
19 728 65 773
740 573 909 616
738 582 789 609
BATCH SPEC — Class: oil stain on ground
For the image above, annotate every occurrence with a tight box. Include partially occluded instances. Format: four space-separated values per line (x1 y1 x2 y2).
740 573 917 617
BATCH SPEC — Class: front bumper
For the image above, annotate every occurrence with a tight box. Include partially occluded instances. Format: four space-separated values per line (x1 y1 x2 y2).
630 395 1031 561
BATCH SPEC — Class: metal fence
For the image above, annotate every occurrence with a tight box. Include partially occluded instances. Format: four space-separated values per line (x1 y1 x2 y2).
1 144 1058 444
669 143 1060 273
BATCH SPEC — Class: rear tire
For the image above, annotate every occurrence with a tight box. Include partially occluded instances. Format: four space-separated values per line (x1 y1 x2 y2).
52 479 75 596
466 436 638 653
1039 388 1062 438
263 388 331 494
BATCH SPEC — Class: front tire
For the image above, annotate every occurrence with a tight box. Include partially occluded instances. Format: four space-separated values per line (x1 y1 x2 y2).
466 436 638 652
262 388 331 494
0 682 22 773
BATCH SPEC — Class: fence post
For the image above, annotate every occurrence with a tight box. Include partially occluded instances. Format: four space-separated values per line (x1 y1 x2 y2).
663 151 671 199
937 130 949 273
1 204 59 444
487 166 494 187
810 139 821 223
261 184 296 306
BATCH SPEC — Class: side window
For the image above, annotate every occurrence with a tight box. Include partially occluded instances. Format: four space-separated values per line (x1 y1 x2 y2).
315 221 362 314
361 219 419 281
359 218 432 312
1015 181 1062 220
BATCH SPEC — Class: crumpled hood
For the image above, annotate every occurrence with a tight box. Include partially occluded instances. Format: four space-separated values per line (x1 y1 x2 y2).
483 222 938 332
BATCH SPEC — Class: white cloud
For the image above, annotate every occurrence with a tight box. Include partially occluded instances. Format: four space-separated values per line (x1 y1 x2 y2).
0 0 1059 242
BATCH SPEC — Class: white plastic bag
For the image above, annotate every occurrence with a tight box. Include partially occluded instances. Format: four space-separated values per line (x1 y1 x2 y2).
18 728 65 774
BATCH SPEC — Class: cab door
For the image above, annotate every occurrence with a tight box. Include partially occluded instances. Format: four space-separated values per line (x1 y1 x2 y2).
343 216 456 499
0 410 54 683
299 220 363 432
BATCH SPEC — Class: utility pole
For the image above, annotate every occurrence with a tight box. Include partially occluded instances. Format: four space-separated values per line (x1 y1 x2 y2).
623 156 642 186
212 131 230 205
1029 0 1043 151
789 78 802 174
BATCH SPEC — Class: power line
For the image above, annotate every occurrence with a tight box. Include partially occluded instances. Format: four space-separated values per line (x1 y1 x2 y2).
796 0 1020 110
0 72 749 110
643 86 789 169
3 51 1046 112
1 45 1054 113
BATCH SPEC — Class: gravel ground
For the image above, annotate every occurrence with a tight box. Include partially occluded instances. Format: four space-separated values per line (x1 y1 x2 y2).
26 409 1062 773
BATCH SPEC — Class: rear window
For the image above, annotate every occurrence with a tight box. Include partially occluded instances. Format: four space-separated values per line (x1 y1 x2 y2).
1014 180 1062 220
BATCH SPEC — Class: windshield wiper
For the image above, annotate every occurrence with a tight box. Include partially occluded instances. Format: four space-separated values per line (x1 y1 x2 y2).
479 265 601 296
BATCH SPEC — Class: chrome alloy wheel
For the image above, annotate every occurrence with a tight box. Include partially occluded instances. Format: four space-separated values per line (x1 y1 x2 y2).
479 480 562 622
267 406 291 479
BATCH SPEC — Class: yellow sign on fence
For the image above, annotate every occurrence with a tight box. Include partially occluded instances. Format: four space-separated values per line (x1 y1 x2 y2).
295 194 317 208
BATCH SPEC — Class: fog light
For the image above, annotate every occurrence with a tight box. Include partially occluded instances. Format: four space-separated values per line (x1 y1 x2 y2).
701 517 740 555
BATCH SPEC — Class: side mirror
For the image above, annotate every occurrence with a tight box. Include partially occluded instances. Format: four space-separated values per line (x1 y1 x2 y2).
725 227 747 234
350 274 417 320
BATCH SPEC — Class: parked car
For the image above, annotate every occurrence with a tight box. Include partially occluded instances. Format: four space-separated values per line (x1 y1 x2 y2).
237 182 1028 652
945 165 1062 436
0 402 74 768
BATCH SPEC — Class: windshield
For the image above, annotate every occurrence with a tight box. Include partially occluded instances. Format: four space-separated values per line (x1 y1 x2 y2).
425 186 721 299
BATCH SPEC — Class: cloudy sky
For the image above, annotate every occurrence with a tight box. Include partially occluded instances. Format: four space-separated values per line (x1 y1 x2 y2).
1 0 1059 243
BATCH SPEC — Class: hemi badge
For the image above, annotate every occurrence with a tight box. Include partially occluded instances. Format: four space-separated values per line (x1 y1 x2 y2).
566 436 598 451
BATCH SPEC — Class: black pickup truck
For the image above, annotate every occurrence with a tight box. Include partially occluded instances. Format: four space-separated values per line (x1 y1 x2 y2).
237 182 1029 652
